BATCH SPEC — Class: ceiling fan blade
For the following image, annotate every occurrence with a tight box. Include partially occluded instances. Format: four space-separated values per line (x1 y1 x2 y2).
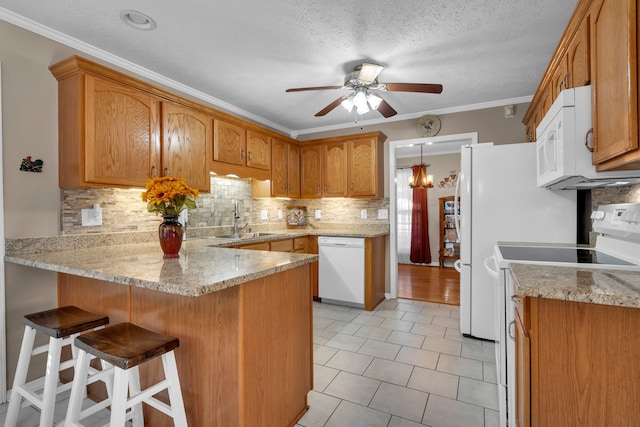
380 83 443 94
285 85 342 92
357 63 384 84
315 97 345 116
377 99 398 118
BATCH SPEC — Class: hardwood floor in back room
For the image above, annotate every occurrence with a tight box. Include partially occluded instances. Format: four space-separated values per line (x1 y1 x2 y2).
398 264 460 306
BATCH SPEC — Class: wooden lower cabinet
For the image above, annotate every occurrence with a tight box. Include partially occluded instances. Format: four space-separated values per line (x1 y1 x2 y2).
58 267 313 427
516 296 640 426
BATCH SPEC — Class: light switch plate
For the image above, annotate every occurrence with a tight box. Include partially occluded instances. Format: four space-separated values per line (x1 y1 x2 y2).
277 209 283 219
360 209 368 219
315 210 322 219
378 209 389 219
260 209 268 220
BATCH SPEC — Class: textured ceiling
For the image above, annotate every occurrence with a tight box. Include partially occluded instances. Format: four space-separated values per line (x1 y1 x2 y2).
0 0 578 136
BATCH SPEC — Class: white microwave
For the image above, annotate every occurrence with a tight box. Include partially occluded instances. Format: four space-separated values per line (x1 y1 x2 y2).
536 85 640 189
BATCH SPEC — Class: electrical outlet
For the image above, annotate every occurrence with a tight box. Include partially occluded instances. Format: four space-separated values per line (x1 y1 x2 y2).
315 210 322 220
360 209 368 219
278 209 283 219
378 209 389 219
81 204 102 226
260 209 268 220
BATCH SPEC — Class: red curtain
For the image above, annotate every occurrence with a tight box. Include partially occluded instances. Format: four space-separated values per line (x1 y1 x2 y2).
410 181 431 264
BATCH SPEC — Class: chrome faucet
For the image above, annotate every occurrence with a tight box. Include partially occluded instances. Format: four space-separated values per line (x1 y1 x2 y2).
233 200 248 236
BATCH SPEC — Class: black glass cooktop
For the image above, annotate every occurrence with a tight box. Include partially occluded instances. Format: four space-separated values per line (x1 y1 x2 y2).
498 246 635 266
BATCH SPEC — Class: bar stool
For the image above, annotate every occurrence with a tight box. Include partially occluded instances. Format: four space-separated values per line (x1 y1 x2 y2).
5 306 110 427
65 322 188 427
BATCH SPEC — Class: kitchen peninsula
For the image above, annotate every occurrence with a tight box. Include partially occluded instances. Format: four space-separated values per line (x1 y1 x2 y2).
5 238 318 427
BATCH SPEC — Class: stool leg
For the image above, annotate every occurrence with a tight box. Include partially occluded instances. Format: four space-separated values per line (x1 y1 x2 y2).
109 367 130 427
127 366 144 427
5 326 37 427
65 349 91 427
163 351 188 426
39 335 64 427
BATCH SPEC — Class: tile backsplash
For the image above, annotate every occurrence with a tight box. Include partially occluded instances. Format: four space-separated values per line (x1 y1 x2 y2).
591 184 640 208
61 175 390 235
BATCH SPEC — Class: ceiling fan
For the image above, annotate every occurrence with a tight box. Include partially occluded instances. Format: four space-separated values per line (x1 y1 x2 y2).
285 63 443 118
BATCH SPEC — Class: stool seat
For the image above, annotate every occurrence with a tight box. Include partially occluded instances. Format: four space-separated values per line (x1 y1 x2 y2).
66 323 188 426
5 306 109 427
23 305 109 338
75 322 179 370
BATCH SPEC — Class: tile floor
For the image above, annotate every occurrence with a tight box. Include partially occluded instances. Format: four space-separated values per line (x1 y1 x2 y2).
0 299 499 427
296 299 499 427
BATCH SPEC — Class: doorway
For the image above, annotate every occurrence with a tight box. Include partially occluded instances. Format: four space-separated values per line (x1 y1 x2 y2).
387 133 477 303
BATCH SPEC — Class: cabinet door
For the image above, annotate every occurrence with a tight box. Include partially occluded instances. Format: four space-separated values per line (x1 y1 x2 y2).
348 137 379 197
568 16 591 87
288 143 301 198
271 138 288 197
550 56 569 101
300 145 323 198
591 0 639 165
246 130 271 170
214 119 246 166
515 305 531 427
323 142 348 197
270 239 293 252
162 102 211 192
85 75 160 187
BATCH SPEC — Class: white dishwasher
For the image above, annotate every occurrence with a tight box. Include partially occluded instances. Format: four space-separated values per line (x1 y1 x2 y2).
318 236 365 308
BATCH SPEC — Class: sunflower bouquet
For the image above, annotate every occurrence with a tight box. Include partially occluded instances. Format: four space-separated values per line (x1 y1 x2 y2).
141 177 199 216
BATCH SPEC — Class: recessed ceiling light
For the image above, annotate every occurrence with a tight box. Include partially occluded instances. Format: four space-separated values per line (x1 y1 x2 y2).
120 10 156 31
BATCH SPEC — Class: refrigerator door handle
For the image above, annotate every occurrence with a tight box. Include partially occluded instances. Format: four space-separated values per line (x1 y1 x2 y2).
453 259 462 273
483 255 499 279
454 171 461 240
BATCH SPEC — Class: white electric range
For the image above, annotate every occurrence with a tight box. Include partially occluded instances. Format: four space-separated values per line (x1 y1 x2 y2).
486 202 640 427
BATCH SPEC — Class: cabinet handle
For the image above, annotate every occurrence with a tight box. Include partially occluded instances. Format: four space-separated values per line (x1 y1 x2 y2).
560 71 570 91
324 184 328 192
164 167 170 177
585 128 594 153
508 320 516 341
248 151 253 161
316 185 320 194
151 166 157 178
241 149 245 160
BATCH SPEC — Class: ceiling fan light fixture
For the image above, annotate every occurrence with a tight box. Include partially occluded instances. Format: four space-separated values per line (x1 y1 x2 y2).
367 93 383 110
353 88 368 109
356 103 370 115
341 96 354 112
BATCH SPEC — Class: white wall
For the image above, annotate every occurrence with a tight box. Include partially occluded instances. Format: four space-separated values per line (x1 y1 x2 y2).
0 20 76 388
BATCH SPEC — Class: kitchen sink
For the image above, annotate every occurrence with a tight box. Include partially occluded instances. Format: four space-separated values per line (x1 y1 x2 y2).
214 232 279 239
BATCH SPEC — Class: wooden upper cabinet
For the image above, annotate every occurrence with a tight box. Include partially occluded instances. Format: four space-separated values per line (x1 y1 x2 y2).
246 130 271 170
213 120 271 171
213 119 246 166
288 143 301 197
550 56 569 101
162 102 211 192
591 0 640 169
348 137 382 197
567 16 591 88
323 142 348 197
300 144 323 198
84 75 160 188
271 138 300 198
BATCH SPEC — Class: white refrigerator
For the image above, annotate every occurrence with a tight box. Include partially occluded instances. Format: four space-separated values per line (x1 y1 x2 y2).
457 143 576 340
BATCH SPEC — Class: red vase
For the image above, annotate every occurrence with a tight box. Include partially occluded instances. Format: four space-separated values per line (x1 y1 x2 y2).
158 215 183 258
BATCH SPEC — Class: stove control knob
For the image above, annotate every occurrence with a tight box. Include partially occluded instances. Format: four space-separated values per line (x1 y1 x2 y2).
591 210 605 221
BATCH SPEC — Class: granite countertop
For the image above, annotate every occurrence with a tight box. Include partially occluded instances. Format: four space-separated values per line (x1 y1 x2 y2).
5 239 317 297
509 263 640 308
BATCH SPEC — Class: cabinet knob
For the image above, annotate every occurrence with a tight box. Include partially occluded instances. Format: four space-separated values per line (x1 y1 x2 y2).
151 166 157 178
